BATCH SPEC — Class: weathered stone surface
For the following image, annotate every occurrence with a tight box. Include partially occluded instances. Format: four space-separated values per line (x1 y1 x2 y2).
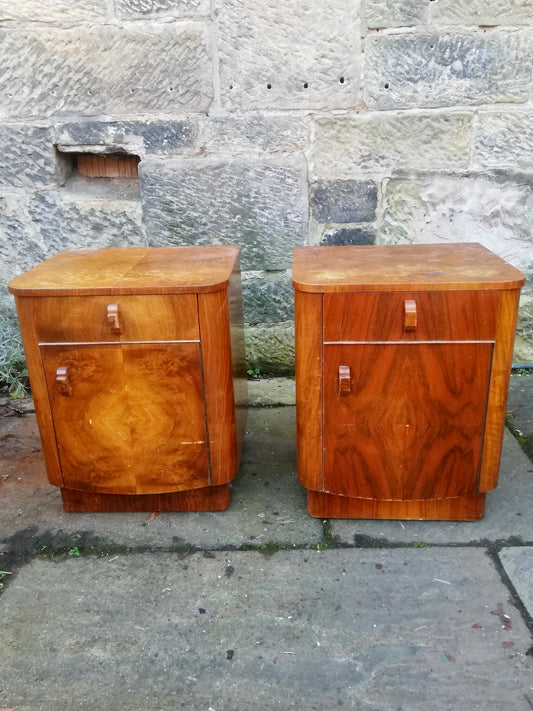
311 180 378 223
55 120 197 155
515 292 533 363
115 0 209 19
245 322 294 374
431 0 533 26
365 0 427 28
0 0 107 22
380 174 533 275
475 111 533 170
140 157 307 270
217 0 361 110
0 189 143 311
242 273 294 325
320 226 376 246
0 24 212 119
199 115 311 153
0 125 56 187
311 113 472 179
365 32 532 110
499 548 533 619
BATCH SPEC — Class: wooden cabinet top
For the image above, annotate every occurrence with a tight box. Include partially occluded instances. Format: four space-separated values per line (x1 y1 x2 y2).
292 243 525 293
8 246 241 297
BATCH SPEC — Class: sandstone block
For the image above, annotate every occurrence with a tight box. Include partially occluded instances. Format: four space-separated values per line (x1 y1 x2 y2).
311 113 472 179
365 0 427 28
217 0 361 110
115 0 209 19
0 23 212 119
0 0 106 22
475 111 533 170
55 120 197 155
430 0 533 26
311 180 378 223
199 115 311 153
320 227 376 246
140 157 307 270
242 273 294 324
365 32 532 109
0 126 56 187
380 175 533 275
0 189 143 310
244 322 294 375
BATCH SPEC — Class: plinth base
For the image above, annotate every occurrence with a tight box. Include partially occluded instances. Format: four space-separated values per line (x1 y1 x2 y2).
307 490 486 521
60 484 231 513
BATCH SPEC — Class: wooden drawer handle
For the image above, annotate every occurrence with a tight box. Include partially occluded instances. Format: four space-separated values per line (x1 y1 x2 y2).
56 366 72 397
338 365 351 396
107 303 121 332
404 299 417 331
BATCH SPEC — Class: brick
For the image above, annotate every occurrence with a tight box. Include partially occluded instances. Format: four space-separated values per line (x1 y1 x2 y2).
365 0 427 28
320 227 376 246
475 111 533 170
311 180 378 223
0 126 56 187
365 32 532 110
55 120 197 155
0 24 212 119
244 322 294 375
380 175 533 276
140 157 307 270
199 115 311 153
430 0 533 26
217 0 361 110
242 273 294 324
0 0 107 22
115 0 209 19
311 113 472 179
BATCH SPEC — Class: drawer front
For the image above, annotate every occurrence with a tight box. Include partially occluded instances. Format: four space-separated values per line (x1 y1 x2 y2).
323 291 499 343
35 294 199 343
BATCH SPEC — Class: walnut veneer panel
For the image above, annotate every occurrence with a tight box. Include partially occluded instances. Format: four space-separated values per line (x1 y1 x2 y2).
324 291 499 343
35 294 199 343
41 343 209 495
293 243 525 293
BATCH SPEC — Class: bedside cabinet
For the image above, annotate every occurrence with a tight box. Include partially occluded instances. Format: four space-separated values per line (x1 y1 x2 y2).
292 243 525 520
8 246 247 512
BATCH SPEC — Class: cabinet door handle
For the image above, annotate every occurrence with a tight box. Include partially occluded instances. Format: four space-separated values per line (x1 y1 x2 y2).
56 366 72 396
107 303 121 332
338 365 351 396
404 299 417 331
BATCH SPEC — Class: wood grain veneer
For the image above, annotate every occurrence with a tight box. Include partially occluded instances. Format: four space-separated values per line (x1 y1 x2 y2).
293 243 525 520
9 246 247 512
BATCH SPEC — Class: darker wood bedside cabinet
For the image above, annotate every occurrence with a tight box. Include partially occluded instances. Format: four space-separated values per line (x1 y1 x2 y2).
292 243 525 520
8 246 247 512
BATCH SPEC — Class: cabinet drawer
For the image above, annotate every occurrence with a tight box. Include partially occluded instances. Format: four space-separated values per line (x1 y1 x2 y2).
35 294 199 343
323 291 499 343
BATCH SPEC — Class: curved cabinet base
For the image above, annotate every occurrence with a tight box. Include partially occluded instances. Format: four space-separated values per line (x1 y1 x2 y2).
61 483 231 513
307 490 486 521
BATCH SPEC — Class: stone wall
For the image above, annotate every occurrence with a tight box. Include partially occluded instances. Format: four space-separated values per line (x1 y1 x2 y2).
1 0 532 372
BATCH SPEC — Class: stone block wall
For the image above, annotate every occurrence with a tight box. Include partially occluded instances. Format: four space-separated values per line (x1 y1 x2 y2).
1 0 532 373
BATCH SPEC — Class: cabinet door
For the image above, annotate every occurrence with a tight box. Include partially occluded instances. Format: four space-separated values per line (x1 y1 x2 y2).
41 343 209 494
323 343 493 500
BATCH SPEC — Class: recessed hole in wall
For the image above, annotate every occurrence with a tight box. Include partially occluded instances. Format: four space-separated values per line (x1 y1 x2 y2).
229 84 234 89
339 76 345 84
76 153 140 178
169 86 174 92
384 82 390 89
267 83 272 89
303 82 309 89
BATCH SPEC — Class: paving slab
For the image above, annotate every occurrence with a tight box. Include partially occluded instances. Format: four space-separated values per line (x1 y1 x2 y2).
499 547 533 619
329 429 533 546
0 549 531 711
0 406 322 554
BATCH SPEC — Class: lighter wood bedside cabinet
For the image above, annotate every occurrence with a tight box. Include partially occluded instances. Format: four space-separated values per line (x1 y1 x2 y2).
292 243 525 520
9 246 247 512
